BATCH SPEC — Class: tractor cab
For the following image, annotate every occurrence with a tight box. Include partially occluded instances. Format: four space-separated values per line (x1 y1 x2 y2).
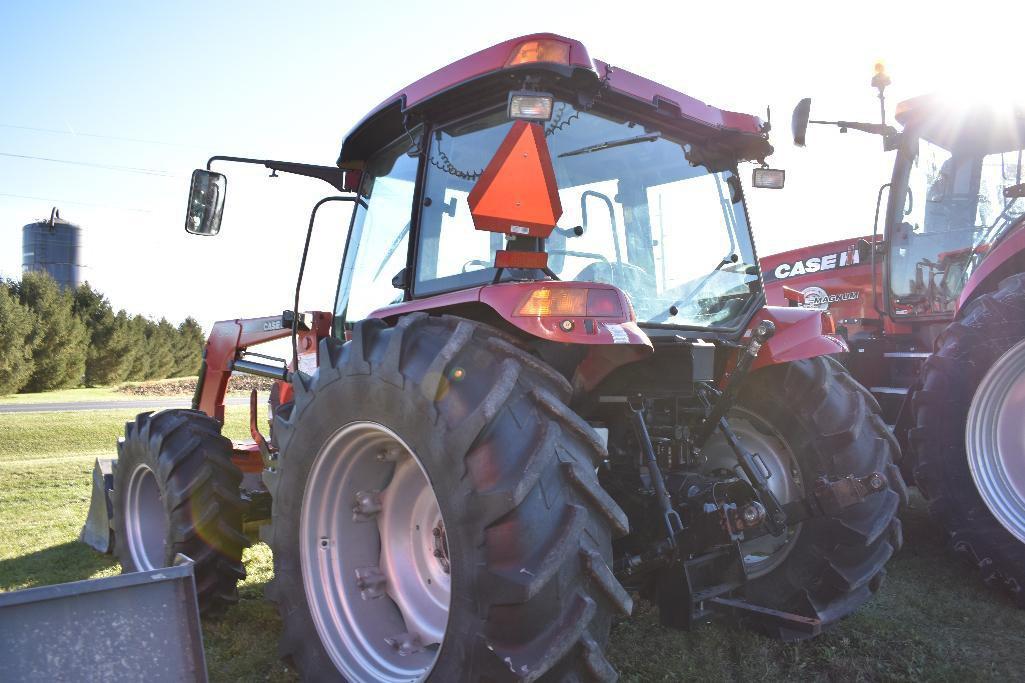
332 34 781 344
885 96 1025 318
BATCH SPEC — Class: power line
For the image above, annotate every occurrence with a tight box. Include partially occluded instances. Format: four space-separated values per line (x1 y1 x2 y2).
0 151 177 177
0 192 152 214
0 121 203 149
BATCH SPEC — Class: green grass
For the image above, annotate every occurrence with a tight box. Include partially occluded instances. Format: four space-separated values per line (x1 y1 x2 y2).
2 408 1025 681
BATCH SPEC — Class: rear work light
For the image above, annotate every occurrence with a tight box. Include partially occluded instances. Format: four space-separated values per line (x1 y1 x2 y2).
506 39 571 67
515 287 624 318
508 91 554 121
752 168 786 189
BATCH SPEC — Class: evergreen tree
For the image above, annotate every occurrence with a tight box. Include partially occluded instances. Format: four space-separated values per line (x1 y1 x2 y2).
125 315 152 381
173 317 205 377
73 282 133 385
15 272 89 391
0 281 38 395
145 318 177 380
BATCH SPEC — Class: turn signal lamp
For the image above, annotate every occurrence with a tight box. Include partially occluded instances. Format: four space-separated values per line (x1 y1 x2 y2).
506 39 571 67
508 91 554 121
515 287 624 318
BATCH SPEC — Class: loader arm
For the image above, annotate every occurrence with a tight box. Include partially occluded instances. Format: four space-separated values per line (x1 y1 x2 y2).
194 311 332 423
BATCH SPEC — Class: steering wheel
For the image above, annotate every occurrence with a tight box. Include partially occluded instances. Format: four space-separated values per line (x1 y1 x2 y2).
573 259 656 306
461 259 492 273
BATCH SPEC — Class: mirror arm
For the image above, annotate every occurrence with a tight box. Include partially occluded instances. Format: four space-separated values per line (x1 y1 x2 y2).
206 155 354 193
808 120 899 138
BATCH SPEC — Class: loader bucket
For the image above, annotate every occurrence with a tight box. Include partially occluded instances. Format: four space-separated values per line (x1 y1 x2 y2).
79 457 115 553
0 556 208 682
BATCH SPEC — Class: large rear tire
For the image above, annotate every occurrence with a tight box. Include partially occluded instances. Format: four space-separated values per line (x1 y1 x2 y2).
733 356 906 638
113 409 248 614
910 273 1025 606
267 314 631 682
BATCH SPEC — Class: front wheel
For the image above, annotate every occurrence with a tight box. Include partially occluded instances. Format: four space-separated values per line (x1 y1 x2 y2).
728 356 906 638
267 315 632 682
112 409 248 614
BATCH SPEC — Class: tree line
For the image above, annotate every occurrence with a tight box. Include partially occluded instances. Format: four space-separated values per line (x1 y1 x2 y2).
0 271 205 395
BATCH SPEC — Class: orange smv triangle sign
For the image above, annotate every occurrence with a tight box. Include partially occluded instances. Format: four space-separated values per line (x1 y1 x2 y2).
468 120 563 239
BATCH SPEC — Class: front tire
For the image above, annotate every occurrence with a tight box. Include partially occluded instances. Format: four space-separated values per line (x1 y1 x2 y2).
910 273 1025 606
113 409 248 614
268 314 631 682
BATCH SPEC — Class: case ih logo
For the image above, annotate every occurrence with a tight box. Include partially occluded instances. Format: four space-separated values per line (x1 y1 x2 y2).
769 247 861 281
801 286 860 310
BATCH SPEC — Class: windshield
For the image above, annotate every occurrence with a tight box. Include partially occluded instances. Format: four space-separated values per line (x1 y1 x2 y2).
415 102 760 330
888 135 1024 317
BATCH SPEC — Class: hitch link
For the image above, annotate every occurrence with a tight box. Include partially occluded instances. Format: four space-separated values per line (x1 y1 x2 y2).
630 404 684 546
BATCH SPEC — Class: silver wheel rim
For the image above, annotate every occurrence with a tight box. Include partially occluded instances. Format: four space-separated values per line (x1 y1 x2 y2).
967 337 1025 543
301 422 450 682
701 410 803 577
124 464 168 570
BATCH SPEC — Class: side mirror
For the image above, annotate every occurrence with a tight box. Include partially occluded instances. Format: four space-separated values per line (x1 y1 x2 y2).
792 98 812 147
185 169 227 236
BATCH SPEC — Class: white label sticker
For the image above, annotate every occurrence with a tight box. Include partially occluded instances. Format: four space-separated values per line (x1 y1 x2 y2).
509 225 530 235
604 323 629 344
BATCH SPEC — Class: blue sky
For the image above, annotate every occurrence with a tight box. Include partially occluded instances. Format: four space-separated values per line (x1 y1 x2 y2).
1 1 1017 327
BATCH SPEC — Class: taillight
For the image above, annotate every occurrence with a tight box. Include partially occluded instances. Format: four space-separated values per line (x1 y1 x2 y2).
585 288 623 317
506 39 571 67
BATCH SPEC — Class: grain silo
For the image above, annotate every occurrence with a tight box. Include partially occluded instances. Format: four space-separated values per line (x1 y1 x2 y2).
22 208 82 290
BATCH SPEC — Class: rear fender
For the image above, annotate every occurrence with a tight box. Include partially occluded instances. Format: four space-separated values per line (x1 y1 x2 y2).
368 281 653 391
748 306 848 371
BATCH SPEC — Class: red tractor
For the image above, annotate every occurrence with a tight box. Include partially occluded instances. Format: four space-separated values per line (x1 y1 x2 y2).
763 79 1025 605
87 35 903 680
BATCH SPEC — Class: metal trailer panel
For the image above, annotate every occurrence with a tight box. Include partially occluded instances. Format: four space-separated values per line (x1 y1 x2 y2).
0 561 207 682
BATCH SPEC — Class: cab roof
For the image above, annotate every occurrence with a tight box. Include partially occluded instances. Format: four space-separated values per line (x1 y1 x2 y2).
895 93 1025 154
338 33 769 166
